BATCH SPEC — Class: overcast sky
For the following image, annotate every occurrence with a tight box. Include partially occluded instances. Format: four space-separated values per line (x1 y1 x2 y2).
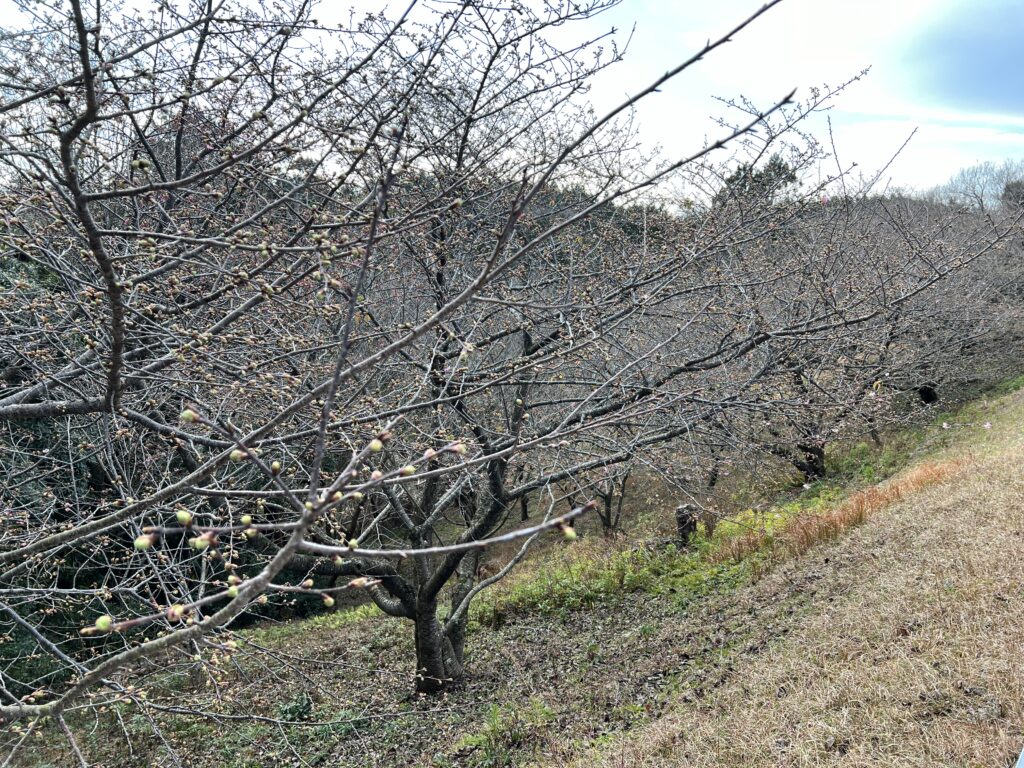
2 0 1021 191
567 0 1024 192
342 0 1024 192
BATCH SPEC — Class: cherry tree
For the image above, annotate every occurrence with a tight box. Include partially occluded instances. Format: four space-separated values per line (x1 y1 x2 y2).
0 2 1014 763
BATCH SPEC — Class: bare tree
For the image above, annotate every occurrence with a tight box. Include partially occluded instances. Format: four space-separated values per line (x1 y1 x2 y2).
0 1 1015 762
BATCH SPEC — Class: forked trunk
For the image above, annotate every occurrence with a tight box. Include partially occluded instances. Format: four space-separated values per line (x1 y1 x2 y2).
413 603 464 694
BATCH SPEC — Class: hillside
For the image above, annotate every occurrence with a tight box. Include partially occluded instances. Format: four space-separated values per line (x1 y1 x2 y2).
21 385 1024 768
570 388 1024 768
6 3 1024 766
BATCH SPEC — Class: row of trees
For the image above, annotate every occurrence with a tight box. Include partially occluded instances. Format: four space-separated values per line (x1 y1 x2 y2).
924 157 1024 213
0 0 1020 760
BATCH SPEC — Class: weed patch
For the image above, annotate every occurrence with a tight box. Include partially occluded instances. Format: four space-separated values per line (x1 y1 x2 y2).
451 698 556 767
242 602 382 647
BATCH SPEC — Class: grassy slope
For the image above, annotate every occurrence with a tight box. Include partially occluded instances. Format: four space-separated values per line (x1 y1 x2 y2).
570 386 1024 768
20 385 1024 767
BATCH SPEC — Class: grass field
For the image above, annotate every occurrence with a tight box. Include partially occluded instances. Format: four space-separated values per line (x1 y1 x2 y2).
570 387 1024 768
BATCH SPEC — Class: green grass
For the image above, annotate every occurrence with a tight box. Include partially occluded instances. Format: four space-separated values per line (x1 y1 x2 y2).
469 430 905 630
471 532 763 629
974 372 1024 397
241 602 382 646
826 432 919 484
448 697 556 768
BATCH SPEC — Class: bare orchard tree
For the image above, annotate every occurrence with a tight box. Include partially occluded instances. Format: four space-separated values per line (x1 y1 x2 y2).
673 106 1021 487
745 191 1020 481
0 0 1014 761
0 0 809 725
924 158 1024 213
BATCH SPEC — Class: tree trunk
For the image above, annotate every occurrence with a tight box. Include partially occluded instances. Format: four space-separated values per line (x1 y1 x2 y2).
413 600 464 694
446 552 478 663
868 424 883 447
675 503 698 545
794 443 826 481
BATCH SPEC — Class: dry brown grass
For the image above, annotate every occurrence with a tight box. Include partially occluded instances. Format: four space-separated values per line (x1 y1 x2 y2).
562 409 1024 768
714 458 971 566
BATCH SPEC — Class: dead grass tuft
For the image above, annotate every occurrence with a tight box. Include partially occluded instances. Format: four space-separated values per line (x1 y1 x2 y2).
714 457 970 566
